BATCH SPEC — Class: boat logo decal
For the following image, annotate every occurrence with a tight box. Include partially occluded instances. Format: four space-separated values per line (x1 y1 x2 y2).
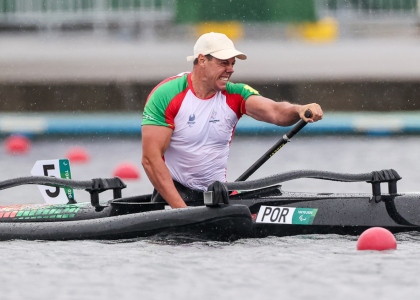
0 203 87 220
255 206 318 225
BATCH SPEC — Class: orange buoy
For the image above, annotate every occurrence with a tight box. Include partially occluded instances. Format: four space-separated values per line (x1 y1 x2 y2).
357 227 397 251
66 146 90 163
113 163 140 180
5 135 31 154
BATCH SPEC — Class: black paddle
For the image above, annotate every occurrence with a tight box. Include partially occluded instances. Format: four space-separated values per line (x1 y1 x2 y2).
235 110 312 182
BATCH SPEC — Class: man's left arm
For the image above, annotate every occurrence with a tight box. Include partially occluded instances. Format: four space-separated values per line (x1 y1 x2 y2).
245 95 323 126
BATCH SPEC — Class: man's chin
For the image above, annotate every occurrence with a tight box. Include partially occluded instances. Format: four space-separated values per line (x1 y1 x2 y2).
217 82 228 91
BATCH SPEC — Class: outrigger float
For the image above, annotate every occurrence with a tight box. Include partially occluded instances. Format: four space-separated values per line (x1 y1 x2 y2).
0 115 416 241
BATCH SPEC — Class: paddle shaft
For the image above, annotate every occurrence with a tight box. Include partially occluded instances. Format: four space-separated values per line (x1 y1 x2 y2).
235 111 311 182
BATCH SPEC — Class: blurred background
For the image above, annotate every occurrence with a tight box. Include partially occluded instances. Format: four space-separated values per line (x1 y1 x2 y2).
0 0 419 118
0 0 419 197
1 5 420 299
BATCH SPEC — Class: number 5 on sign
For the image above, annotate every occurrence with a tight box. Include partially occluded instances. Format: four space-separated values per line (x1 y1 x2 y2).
31 159 75 204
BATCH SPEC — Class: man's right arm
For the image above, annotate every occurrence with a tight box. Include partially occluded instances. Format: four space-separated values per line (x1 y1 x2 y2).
141 125 187 208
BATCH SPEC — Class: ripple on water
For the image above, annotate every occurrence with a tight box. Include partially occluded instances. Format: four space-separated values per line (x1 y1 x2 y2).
1 137 420 299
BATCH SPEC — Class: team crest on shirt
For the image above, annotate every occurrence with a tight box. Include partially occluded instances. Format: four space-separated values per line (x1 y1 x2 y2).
209 110 220 123
244 85 259 94
188 114 196 127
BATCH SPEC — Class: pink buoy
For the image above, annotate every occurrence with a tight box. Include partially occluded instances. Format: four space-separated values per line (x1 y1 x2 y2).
66 147 90 163
357 227 397 251
5 135 31 154
113 163 140 180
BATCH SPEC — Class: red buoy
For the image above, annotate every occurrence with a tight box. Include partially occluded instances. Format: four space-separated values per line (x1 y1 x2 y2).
5 135 31 154
113 163 140 180
357 227 397 251
66 147 90 163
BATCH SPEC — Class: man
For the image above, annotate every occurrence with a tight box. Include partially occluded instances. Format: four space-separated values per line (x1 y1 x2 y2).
142 32 323 209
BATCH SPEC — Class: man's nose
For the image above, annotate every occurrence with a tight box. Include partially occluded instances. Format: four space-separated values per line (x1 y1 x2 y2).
226 64 234 73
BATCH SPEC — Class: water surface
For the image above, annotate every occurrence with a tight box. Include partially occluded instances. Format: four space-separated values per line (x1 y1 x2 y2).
0 136 419 300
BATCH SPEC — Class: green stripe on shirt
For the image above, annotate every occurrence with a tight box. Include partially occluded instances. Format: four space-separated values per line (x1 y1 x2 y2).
226 82 260 99
142 74 189 127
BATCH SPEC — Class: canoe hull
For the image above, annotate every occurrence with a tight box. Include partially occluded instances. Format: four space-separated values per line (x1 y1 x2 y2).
232 191 420 238
2 186 420 241
0 205 253 241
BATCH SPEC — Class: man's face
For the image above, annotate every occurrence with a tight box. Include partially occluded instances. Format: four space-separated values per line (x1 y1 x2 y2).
203 56 236 92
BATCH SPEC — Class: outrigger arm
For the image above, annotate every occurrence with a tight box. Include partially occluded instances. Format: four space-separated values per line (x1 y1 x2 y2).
0 169 401 207
203 169 401 206
225 169 401 198
0 176 127 207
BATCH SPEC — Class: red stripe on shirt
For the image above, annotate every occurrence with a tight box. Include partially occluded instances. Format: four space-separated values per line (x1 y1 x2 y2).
164 89 189 129
224 92 246 119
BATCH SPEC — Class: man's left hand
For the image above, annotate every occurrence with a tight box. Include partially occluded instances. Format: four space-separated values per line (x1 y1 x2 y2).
300 103 323 123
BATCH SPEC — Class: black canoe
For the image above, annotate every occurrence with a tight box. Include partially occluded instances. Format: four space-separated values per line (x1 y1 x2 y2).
0 168 419 241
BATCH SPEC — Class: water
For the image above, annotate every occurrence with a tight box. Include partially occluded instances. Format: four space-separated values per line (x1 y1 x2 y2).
1 135 420 300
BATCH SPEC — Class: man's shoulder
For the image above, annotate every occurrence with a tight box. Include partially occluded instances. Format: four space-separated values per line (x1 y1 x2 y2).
146 74 190 109
225 82 260 97
151 73 189 97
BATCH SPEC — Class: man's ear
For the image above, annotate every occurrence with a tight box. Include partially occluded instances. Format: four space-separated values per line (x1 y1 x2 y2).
197 54 206 66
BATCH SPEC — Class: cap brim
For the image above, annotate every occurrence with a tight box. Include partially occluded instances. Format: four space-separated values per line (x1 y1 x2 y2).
211 49 247 60
186 49 247 62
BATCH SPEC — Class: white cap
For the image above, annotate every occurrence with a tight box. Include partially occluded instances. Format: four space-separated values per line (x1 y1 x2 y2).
187 32 247 62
